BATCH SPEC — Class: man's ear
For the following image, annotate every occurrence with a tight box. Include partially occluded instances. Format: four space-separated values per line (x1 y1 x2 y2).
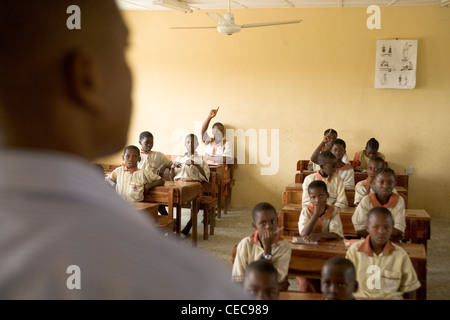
64 50 102 114
138 156 141 162
251 221 256 229
122 154 125 161
354 280 359 293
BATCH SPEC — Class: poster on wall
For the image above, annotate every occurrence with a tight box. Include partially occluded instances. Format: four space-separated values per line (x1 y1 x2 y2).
375 39 418 89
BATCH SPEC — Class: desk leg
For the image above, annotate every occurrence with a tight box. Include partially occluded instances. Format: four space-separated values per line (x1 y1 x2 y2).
217 186 222 219
175 204 181 234
191 197 199 247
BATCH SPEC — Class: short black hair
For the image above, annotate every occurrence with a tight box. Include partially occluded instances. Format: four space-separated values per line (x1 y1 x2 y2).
252 202 277 221
123 145 140 155
365 138 380 150
212 122 225 132
308 180 328 194
331 138 346 149
324 129 338 136
139 131 153 141
374 167 395 179
185 133 199 142
369 156 385 167
318 151 336 165
245 259 278 279
367 206 393 225
322 256 356 278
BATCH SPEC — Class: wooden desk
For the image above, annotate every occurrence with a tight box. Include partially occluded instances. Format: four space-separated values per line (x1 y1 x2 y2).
285 236 427 300
281 205 431 248
284 183 408 207
279 291 323 300
144 181 201 247
208 164 224 218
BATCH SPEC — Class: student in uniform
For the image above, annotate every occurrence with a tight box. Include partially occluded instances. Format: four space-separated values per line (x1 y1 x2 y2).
170 134 210 237
353 138 385 172
354 156 398 206
243 260 280 300
346 207 420 299
309 129 349 171
107 145 165 202
299 180 344 242
330 138 355 188
302 151 348 209
137 131 172 176
321 257 358 300
232 202 291 291
352 168 405 242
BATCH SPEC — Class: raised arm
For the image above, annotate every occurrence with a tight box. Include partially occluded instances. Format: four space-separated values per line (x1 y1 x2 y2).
310 130 333 163
201 107 219 143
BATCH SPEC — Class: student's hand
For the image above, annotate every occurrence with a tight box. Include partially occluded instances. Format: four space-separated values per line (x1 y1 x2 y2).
208 106 220 119
313 203 327 216
259 228 276 252
156 165 166 176
322 129 334 144
303 233 321 242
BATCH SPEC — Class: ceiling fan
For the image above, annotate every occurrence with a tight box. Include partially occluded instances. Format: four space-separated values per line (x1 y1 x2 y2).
170 0 302 36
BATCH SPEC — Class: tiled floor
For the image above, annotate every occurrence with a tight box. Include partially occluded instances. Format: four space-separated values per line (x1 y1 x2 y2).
179 207 449 300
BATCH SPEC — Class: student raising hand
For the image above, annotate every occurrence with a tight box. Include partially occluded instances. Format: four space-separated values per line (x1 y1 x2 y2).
208 106 220 119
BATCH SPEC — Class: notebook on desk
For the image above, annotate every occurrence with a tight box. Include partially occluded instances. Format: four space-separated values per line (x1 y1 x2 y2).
292 237 318 245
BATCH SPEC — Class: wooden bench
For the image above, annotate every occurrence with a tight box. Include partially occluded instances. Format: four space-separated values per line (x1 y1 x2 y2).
283 183 408 207
131 202 175 234
279 205 431 248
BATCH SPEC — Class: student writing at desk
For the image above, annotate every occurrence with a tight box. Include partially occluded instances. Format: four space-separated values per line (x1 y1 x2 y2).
346 207 420 299
353 138 385 172
352 168 405 242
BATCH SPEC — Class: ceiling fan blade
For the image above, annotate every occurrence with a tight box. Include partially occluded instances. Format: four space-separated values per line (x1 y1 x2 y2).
241 20 302 29
170 26 217 29
206 12 225 24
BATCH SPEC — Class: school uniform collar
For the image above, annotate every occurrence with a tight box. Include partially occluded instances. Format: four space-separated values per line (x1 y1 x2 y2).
368 193 400 208
123 166 138 174
316 171 332 183
306 204 335 220
141 150 151 154
357 236 396 257
250 230 283 247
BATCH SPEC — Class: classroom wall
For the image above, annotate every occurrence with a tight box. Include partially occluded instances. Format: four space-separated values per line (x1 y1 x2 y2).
97 5 450 218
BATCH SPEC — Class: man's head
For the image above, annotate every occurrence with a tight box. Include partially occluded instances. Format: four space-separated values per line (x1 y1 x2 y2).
122 145 140 168
0 0 132 159
321 257 358 300
318 151 337 177
139 131 154 152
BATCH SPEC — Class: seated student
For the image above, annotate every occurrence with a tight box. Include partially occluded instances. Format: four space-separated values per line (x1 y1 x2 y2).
302 151 348 209
243 260 280 300
201 107 233 196
321 256 358 300
137 131 173 176
170 134 210 236
309 129 349 171
354 156 398 206
232 202 291 291
352 168 405 242
299 180 344 242
353 138 385 172
297 180 344 292
138 131 173 215
107 145 165 202
330 138 355 188
346 207 420 299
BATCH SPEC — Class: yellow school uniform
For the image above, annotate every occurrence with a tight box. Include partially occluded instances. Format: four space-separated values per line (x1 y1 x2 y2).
232 231 291 283
138 150 172 173
346 236 421 299
354 180 398 206
173 153 210 182
302 171 348 209
108 166 161 202
353 150 385 170
336 163 355 188
352 193 406 233
298 204 344 239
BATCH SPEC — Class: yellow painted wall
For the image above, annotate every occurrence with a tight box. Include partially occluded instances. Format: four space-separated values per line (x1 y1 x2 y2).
98 6 450 217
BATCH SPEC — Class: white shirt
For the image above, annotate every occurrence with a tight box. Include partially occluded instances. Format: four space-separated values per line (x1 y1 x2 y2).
0 148 246 299
173 153 210 182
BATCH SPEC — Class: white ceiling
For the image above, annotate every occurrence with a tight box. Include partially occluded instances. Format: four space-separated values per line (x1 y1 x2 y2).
117 0 445 11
